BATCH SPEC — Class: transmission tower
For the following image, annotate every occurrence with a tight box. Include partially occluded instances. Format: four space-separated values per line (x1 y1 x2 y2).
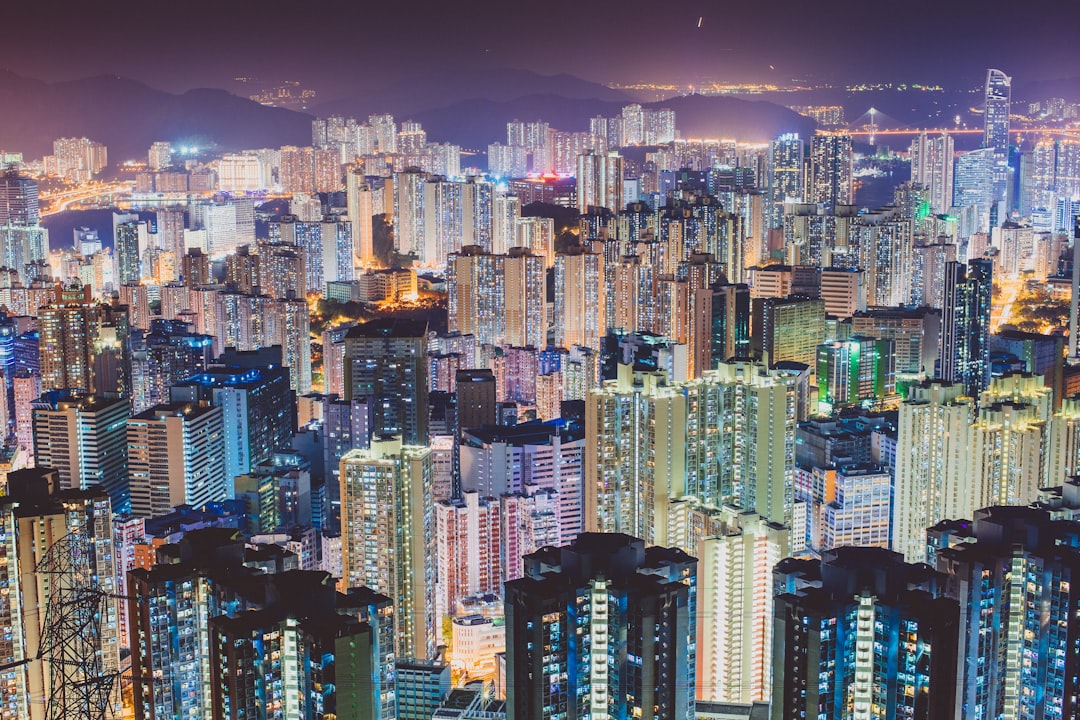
35 532 118 720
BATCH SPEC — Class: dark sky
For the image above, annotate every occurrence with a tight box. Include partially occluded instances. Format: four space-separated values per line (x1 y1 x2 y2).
3 0 1078 95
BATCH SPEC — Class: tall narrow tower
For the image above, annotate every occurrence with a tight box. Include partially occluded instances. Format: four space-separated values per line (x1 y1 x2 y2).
1071 215 1080 361
983 69 1012 158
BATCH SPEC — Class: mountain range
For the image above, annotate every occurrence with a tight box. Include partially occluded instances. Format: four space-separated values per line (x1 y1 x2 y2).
0 68 814 161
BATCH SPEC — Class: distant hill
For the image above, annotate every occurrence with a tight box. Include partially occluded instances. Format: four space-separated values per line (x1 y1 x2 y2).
0 71 313 160
0 69 815 164
413 93 817 149
311 67 632 120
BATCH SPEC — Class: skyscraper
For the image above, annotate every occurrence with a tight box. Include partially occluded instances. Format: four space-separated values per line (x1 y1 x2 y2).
910 131 955 215
815 336 896 412
170 363 294 489
768 133 805 227
893 380 975 563
576 151 624 213
126 401 227 518
983 69 1012 159
586 360 800 542
114 218 143 285
705 283 751 365
0 469 119 720
340 436 435 660
343 318 428 444
940 259 993 397
810 132 854 209
752 296 827 372
935 506 1080 720
553 247 605 352
129 529 396 720
459 419 586 545
346 166 375 267
447 245 545 350
0 169 39 226
434 491 502 621
772 547 959 720
31 391 130 512
38 284 107 394
504 534 697 720
669 503 786 704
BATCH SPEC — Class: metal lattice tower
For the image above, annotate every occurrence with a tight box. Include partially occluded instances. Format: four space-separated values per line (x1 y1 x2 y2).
35 532 117 720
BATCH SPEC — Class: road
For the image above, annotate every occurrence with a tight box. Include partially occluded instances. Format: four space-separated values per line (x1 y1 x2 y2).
40 182 134 216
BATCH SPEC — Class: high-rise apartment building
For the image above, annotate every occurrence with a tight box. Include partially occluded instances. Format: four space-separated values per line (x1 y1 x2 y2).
0 169 39 226
892 380 975 563
170 363 294 488
576 151 624 213
505 533 697 720
934 506 1080 720
0 469 119 720
126 401 227 518
447 245 545 349
434 491 502 621
667 502 785 704
340 436 435 660
772 547 959 720
129 529 396 720
809 132 854 208
346 166 375 266
460 419 586 545
940 259 993 397
343 318 428 444
38 284 110 394
586 360 800 543
702 282 751 365
971 380 1049 508
910 131 955 214
768 133 805 227
553 247 605 351
31 391 130 512
851 206 913 307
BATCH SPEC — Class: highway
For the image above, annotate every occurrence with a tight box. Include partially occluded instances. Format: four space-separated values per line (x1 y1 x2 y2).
40 182 134 216
848 126 1080 138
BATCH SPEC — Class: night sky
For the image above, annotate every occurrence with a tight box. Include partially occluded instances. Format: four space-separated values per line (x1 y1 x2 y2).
3 0 1078 95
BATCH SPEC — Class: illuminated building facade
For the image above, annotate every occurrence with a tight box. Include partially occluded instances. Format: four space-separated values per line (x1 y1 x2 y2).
504 534 697 720
772 547 959 720
343 318 428 445
0 469 119 720
892 381 975 563
30 391 130 512
553 247 605 352
37 285 107 394
940 259 993 398
809 132 854 209
130 529 395 720
934 506 1080 720
815 336 896 412
586 361 799 543
447 246 545 349
126 402 227 518
340 436 435 660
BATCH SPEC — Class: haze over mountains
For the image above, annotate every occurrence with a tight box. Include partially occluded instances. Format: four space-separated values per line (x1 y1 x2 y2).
0 68 815 161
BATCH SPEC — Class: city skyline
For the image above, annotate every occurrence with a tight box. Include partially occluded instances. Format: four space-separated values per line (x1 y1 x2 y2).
2 5 1080 716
